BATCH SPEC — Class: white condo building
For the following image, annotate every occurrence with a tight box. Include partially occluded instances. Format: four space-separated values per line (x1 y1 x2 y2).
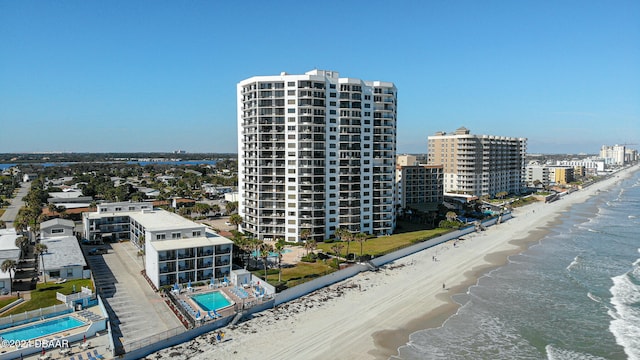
237 69 397 242
83 202 233 289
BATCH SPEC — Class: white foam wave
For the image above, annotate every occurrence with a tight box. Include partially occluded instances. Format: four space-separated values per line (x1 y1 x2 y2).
629 215 637 219
587 292 602 303
566 256 580 271
608 270 640 360
545 344 608 360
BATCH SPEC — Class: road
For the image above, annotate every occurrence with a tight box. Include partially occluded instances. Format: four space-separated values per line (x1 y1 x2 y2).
0 181 31 227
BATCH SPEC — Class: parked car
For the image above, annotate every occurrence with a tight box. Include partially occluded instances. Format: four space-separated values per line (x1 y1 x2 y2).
88 248 107 255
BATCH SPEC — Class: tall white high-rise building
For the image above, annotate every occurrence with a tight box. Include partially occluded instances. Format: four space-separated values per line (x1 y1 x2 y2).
237 70 397 242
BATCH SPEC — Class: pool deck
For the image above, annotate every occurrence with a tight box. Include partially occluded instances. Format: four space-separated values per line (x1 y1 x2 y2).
176 282 270 322
0 311 108 360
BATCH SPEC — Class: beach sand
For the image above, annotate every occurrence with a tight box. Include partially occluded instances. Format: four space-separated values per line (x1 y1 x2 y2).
146 167 638 360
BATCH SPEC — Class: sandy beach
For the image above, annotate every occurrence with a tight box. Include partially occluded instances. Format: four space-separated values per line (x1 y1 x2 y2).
146 166 638 360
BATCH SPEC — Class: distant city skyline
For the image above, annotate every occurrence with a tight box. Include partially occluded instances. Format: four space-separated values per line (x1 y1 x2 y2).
1 1 638 154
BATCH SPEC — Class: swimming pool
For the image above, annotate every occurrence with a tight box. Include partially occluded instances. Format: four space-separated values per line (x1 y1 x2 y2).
250 248 292 258
191 291 233 312
0 316 86 341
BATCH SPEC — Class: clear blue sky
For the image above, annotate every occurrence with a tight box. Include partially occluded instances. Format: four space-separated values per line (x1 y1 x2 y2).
1 0 638 154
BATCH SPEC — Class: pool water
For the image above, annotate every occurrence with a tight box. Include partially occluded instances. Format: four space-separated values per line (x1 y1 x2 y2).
191 291 232 312
0 316 86 341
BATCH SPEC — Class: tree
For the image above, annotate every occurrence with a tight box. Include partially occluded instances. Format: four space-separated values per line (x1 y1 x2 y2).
274 240 285 283
335 228 354 260
137 235 146 267
355 232 368 261
331 243 345 267
299 228 312 247
445 211 458 222
259 242 273 280
0 220 5 229
225 201 238 215
304 239 317 256
35 243 48 284
229 214 243 231
0 259 16 294
15 236 29 260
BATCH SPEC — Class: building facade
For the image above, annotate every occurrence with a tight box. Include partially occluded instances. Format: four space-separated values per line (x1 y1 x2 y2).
396 164 444 212
600 144 626 165
237 70 397 242
427 127 527 197
83 203 233 289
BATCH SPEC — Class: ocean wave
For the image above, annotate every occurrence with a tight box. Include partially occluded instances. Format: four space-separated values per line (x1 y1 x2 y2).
587 292 602 304
608 270 640 360
566 256 580 271
545 344 608 360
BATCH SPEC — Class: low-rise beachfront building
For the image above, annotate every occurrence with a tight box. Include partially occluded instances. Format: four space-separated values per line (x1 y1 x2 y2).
40 218 75 238
549 166 574 185
83 201 153 242
0 228 21 293
83 202 234 289
40 236 88 281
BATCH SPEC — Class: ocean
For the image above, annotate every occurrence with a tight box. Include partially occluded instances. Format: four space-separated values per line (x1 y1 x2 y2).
396 170 640 360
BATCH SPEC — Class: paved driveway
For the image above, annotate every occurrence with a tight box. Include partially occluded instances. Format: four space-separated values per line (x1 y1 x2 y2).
85 241 182 354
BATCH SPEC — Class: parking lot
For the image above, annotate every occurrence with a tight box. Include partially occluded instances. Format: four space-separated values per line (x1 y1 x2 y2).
83 242 182 353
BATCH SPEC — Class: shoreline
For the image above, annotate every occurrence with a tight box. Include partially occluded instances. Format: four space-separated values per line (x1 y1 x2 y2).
147 165 639 360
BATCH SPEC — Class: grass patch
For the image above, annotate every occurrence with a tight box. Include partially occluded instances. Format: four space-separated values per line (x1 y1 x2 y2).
254 261 336 288
317 227 452 258
0 296 19 309
1 279 94 317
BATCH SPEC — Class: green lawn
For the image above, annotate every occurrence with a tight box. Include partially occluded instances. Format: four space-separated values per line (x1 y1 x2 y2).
1 279 94 317
0 296 19 310
317 227 452 258
254 261 336 288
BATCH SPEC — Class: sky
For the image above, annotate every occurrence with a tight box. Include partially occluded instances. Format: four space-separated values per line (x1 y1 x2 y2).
1 0 639 155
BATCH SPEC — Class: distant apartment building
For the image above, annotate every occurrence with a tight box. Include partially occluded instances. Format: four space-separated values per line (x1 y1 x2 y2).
83 202 233 289
237 69 397 242
600 145 626 165
396 154 418 167
556 159 605 176
427 127 527 197
395 164 444 212
549 166 575 185
525 164 551 187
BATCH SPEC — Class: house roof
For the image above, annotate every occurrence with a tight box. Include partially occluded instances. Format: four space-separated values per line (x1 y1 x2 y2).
41 236 86 270
40 218 75 230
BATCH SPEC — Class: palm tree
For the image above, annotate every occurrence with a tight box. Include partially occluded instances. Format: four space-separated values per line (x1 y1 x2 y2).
331 243 344 267
299 228 312 245
15 236 29 260
274 240 285 283
445 211 457 222
1 259 16 294
229 214 243 231
355 232 368 261
35 243 48 284
336 228 354 261
137 235 146 267
259 242 273 280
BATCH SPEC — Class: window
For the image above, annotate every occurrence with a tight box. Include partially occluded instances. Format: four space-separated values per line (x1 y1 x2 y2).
288 81 295 86
156 234 166 240
288 99 296 104
66 268 74 277
288 108 295 113
171 232 181 239
115 207 122 211
51 228 64 234
329 110 336 114
192 231 201 237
